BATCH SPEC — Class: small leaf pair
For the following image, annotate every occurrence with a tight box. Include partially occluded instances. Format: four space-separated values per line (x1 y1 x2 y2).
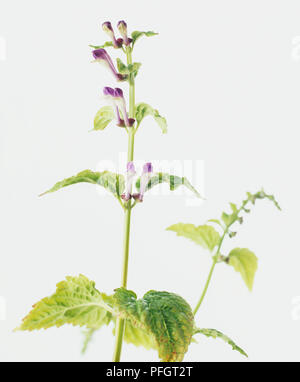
167 190 280 291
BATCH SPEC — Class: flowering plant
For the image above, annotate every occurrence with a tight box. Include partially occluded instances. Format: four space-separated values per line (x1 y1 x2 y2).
16 21 280 362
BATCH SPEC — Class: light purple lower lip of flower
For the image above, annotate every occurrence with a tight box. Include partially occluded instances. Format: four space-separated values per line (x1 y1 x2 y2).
93 49 125 81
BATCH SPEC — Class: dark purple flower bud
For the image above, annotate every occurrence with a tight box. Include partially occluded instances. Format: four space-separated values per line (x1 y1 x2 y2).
103 86 115 97
114 87 124 98
92 49 126 81
102 21 123 48
102 21 114 33
117 20 132 46
143 162 153 174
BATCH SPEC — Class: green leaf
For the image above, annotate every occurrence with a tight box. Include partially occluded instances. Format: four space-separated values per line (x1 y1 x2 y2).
116 59 142 78
116 58 129 74
221 211 237 227
128 62 142 77
207 219 224 229
93 106 115 131
89 42 114 49
230 203 238 213
81 328 96 354
227 248 258 291
167 223 220 252
123 321 156 350
16 275 113 332
135 103 167 133
194 328 248 358
39 170 125 198
135 172 202 199
246 190 281 211
131 31 158 45
114 288 194 362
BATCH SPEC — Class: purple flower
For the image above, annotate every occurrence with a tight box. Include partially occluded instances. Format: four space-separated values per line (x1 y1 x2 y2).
135 163 153 202
113 88 134 127
117 21 132 46
92 49 126 81
103 86 123 126
103 87 135 128
103 86 115 97
113 88 131 128
122 162 137 201
102 21 123 48
121 162 153 203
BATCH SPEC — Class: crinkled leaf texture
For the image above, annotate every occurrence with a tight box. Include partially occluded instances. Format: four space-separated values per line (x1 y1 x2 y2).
17 276 194 362
227 248 258 291
131 31 158 45
16 275 113 331
167 223 220 252
93 106 115 131
123 321 156 350
136 172 202 199
135 103 167 133
114 288 195 362
194 328 248 358
40 170 125 198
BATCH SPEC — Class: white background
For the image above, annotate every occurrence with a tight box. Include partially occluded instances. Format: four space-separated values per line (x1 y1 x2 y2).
0 0 299 362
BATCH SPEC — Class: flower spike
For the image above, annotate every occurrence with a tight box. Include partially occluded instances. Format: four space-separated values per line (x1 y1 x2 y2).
102 21 123 48
92 49 126 81
117 21 132 46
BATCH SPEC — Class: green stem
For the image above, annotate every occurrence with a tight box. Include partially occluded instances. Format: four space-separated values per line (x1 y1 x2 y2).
112 47 135 362
193 230 226 316
193 258 217 316
193 200 250 316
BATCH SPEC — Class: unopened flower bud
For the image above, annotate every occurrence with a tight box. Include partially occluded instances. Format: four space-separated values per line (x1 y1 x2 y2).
117 20 132 46
102 21 123 48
